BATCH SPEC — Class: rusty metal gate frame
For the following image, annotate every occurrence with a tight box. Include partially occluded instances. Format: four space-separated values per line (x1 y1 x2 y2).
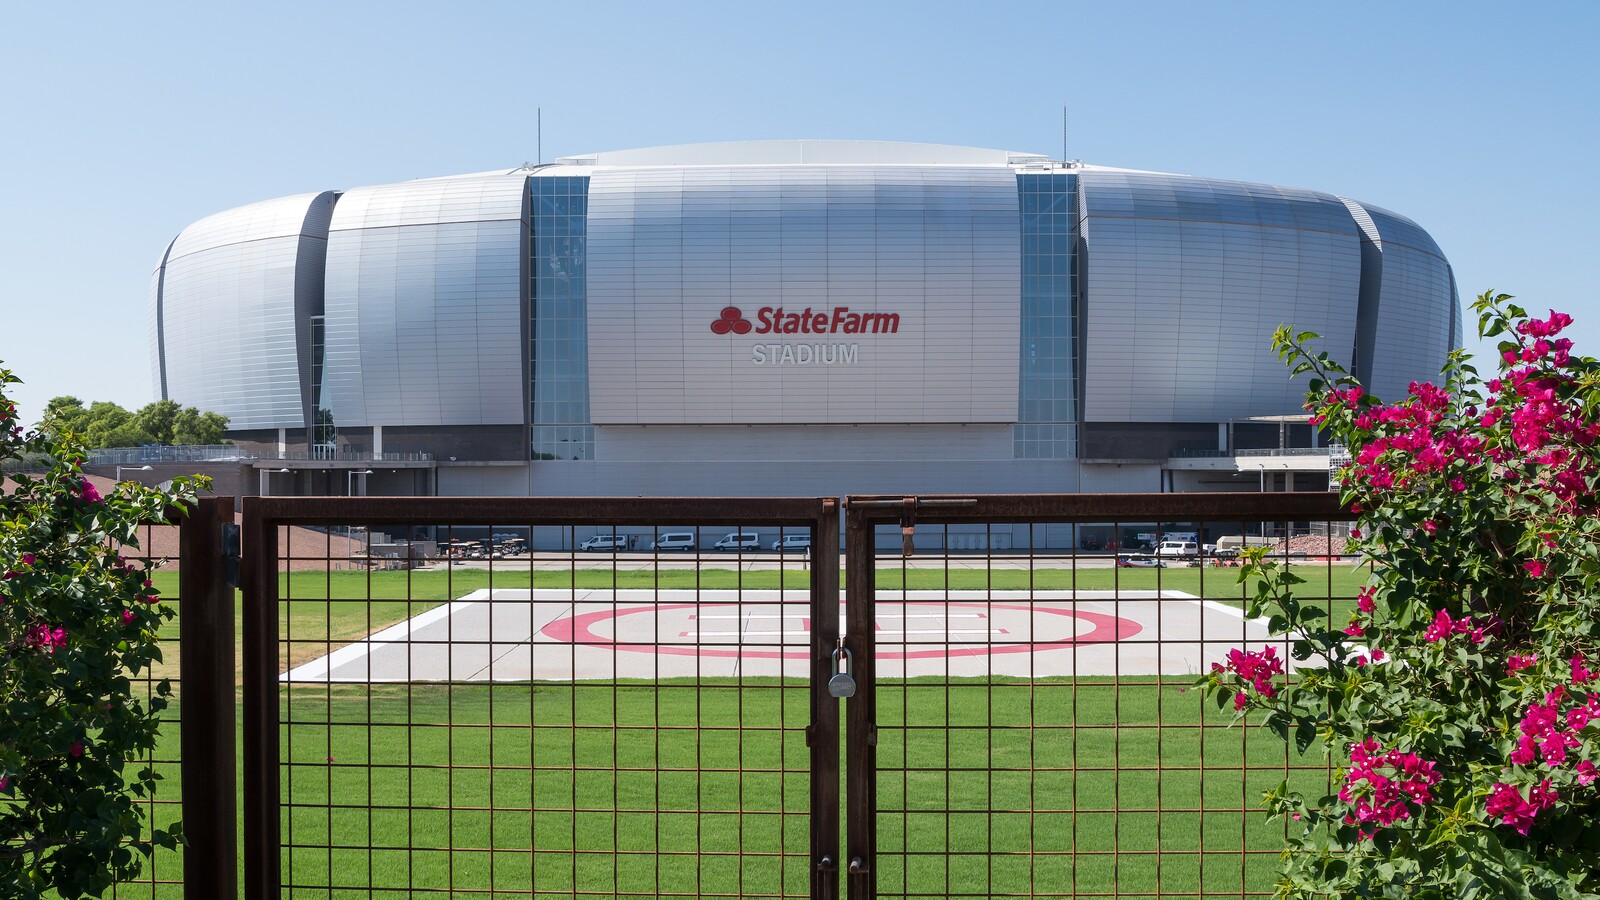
840 492 1348 900
240 495 841 900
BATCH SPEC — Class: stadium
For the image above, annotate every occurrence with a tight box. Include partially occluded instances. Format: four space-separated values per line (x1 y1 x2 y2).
146 140 1459 531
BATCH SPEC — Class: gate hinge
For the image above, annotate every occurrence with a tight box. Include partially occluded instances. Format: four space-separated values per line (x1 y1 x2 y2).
868 725 878 747
805 724 816 747
221 522 241 588
900 497 917 557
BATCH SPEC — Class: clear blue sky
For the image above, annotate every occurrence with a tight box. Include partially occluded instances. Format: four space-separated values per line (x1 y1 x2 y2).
2 1 1596 424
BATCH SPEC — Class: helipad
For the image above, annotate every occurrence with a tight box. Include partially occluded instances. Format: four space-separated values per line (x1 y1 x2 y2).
283 589 1279 682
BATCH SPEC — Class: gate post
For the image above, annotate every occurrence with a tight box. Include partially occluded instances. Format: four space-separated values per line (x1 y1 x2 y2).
842 501 876 900
811 498 842 900
241 499 280 900
178 496 238 900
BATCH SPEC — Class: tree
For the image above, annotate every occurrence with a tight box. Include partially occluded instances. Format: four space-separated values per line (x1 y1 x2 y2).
36 398 229 449
130 401 180 446
170 407 228 445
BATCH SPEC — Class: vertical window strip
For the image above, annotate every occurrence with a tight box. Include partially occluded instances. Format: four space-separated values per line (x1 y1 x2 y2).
529 177 595 460
1015 174 1078 459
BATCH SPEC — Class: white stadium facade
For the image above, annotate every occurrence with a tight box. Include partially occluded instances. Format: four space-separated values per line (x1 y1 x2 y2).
144 141 1459 534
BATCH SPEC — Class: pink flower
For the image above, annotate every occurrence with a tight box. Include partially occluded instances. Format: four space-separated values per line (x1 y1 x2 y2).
68 741 83 758
1487 782 1555 835
1216 646 1284 700
1421 520 1438 536
143 594 159 605
1371 649 1386 663
78 479 100 504
1424 610 1457 643
1340 741 1440 830
1449 477 1466 492
1579 762 1598 786
1357 587 1376 614
1344 621 1365 637
0 776 9 793
24 624 67 652
1508 654 1536 672
20 553 34 566
1525 560 1546 577
1572 656 1594 685
1350 527 1362 539
121 608 135 626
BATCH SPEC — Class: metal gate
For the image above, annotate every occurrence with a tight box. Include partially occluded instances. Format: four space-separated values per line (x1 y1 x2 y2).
241 497 840 900
230 491 1349 899
842 493 1351 900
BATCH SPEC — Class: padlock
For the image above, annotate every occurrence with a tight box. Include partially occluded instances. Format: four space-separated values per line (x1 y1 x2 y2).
828 646 856 698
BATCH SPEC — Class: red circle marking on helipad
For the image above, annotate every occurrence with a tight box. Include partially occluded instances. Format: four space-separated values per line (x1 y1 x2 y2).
539 602 1142 660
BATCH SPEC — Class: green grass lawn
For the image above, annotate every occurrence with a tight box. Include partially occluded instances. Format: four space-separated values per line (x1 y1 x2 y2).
123 562 1352 897
125 678 1322 899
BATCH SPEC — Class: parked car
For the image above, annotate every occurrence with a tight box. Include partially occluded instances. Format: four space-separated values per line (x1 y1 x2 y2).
1116 555 1164 568
651 532 697 551
770 534 811 552
580 534 630 552
713 532 761 552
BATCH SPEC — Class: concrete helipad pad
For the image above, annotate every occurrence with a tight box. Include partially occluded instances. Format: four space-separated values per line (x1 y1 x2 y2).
283 589 1279 682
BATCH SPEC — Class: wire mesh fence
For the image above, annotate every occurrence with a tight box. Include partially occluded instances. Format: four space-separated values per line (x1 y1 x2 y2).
108 515 187 900
195 491 1360 899
843 494 1356 900
95 497 235 900
242 497 840 900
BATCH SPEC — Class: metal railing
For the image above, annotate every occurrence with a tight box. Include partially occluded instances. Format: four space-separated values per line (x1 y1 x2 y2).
1170 447 1334 459
87 446 436 465
1233 447 1333 457
88 445 255 465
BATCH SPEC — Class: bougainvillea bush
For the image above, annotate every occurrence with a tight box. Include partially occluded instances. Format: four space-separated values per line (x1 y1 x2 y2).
1202 292 1600 899
0 363 200 899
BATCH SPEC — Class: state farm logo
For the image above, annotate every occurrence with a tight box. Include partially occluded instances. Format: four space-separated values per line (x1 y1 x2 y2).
709 305 900 335
710 306 753 335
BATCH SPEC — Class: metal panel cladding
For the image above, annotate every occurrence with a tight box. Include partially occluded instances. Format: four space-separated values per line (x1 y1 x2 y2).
1078 172 1362 423
1344 200 1458 403
157 193 336 430
585 166 1021 425
322 174 527 428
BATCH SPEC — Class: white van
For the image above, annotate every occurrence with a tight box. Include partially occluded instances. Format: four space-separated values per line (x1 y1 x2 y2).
580 534 630 552
1154 540 1200 558
771 534 812 552
713 532 761 552
651 532 697 551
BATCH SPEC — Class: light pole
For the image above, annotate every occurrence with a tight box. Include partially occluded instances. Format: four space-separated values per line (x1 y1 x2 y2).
347 469 373 496
260 467 290 497
115 464 153 482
